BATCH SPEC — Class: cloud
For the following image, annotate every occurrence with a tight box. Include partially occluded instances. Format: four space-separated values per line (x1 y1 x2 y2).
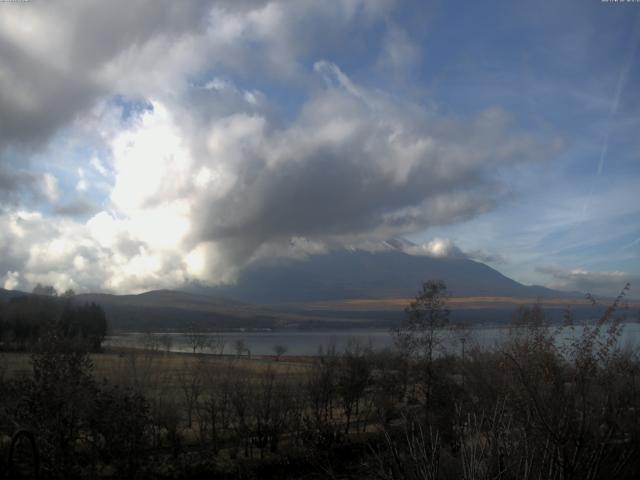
396 237 506 264
0 0 217 151
0 168 39 205
90 156 109 176
0 168 59 206
41 174 59 202
465 249 507 265
0 60 554 293
181 67 551 277
0 209 191 294
403 238 465 258
536 266 638 297
0 0 395 152
2 271 20 291
76 168 88 192
376 24 421 77
0 1 563 293
54 198 99 217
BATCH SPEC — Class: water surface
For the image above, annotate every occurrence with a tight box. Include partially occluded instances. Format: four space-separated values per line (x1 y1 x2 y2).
106 323 640 356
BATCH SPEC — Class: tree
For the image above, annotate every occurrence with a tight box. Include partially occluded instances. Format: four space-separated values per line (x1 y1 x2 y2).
58 302 108 352
15 329 98 477
159 333 173 353
2 295 61 350
185 323 210 354
177 359 204 428
396 280 450 357
197 364 234 454
305 343 340 447
393 280 450 411
210 331 226 355
273 344 287 361
497 284 635 480
90 386 150 479
252 368 295 457
32 284 58 296
337 339 372 434
234 339 246 357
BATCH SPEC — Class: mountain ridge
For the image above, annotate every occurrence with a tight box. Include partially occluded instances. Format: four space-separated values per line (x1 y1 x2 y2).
1 249 602 330
194 249 571 303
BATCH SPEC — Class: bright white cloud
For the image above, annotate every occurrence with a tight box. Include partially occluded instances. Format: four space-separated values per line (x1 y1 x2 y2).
405 238 463 258
3 271 20 290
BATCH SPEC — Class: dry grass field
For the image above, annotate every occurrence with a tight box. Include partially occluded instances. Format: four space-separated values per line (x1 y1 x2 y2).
1 349 312 401
303 296 617 311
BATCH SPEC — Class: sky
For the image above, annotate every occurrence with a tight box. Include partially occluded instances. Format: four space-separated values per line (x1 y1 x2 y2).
0 0 638 297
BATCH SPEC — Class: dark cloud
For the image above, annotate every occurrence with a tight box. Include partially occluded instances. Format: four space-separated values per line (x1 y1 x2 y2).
0 168 37 203
0 0 213 151
54 199 99 217
0 167 56 205
185 75 555 271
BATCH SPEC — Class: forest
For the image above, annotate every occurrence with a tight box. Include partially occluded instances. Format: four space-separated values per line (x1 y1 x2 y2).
0 282 638 479
0 293 108 353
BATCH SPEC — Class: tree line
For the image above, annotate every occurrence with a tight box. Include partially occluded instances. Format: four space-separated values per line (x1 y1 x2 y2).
0 292 108 352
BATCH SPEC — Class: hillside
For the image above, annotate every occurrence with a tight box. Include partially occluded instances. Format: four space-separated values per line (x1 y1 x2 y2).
199 249 566 304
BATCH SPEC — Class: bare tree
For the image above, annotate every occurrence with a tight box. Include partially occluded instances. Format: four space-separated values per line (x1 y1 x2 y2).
140 332 160 352
273 344 287 361
185 323 211 354
305 342 340 447
197 360 234 453
0 352 7 383
498 284 636 480
371 421 441 480
234 338 246 358
158 333 173 353
393 280 450 412
209 331 226 355
337 338 372 434
252 367 295 457
177 358 205 429
229 369 253 457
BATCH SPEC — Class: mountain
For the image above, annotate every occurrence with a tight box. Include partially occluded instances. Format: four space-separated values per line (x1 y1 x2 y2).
199 249 565 304
76 289 242 311
74 290 287 331
2 249 595 331
72 289 385 330
0 288 30 302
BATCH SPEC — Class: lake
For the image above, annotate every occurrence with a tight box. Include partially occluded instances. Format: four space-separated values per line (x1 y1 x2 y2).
105 322 640 356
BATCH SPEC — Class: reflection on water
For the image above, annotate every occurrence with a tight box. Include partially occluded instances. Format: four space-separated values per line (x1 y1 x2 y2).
105 323 640 356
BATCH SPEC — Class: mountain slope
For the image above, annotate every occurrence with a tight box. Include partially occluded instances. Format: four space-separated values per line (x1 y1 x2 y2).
74 290 286 330
77 289 242 311
202 249 564 304
0 288 30 302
